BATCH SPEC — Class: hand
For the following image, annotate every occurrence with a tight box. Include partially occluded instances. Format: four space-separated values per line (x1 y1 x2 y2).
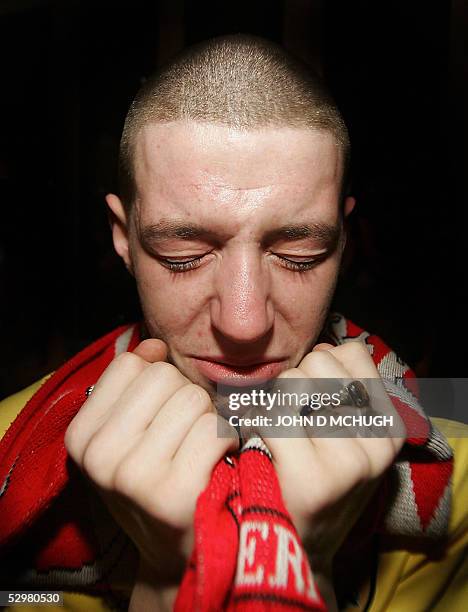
262 341 405 570
64 339 239 582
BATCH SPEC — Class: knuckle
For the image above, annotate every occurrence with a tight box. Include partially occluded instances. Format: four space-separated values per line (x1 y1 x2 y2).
292 473 330 513
187 385 213 412
147 361 181 381
299 484 320 509
347 448 372 483
195 411 218 431
64 421 82 461
149 477 190 527
374 440 398 474
179 447 201 481
82 437 112 488
113 459 141 498
344 341 369 358
108 351 146 379
113 351 142 368
278 367 304 379
302 351 331 369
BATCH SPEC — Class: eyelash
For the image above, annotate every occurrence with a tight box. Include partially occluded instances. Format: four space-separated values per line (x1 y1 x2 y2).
278 257 321 271
162 258 202 272
160 254 323 273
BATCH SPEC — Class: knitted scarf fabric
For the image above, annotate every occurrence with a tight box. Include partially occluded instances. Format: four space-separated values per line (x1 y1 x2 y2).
0 315 453 611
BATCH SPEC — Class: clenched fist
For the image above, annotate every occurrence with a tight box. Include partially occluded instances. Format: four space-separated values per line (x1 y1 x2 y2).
263 341 405 573
64 339 238 585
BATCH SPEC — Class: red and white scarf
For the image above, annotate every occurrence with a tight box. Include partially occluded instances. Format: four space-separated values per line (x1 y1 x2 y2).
0 315 453 610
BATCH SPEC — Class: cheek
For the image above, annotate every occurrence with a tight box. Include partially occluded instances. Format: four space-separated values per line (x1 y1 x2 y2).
273 260 339 319
134 257 209 332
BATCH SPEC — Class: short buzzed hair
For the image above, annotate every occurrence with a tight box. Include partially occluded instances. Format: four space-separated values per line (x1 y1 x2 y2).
119 34 350 212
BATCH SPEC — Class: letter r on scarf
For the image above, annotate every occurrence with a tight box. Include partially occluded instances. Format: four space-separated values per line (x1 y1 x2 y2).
268 524 305 593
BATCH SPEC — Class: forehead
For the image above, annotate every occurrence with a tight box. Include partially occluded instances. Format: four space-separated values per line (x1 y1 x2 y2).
132 121 344 226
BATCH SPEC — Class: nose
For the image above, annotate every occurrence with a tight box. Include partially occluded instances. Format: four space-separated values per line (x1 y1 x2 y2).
210 249 274 344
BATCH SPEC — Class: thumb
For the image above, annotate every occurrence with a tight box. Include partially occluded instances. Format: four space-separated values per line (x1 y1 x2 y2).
132 338 168 363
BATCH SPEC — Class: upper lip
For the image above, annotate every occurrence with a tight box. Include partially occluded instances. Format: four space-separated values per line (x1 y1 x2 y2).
192 356 285 367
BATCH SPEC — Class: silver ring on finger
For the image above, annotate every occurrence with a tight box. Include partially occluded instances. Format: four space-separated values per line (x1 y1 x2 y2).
336 380 370 408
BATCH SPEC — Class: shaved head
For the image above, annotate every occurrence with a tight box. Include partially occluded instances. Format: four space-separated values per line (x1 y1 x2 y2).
118 34 350 212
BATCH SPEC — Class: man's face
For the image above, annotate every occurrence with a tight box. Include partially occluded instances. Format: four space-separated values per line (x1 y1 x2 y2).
109 121 353 392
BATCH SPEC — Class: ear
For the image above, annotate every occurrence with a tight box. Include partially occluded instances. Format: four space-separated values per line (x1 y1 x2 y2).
340 196 356 252
343 196 356 218
105 193 134 274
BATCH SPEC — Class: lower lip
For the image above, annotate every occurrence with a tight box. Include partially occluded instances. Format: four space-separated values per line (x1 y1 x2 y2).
191 358 287 386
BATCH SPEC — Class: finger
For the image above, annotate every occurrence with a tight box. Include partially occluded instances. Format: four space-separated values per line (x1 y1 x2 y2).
312 343 405 464
269 361 350 462
65 351 148 461
294 350 352 418
298 349 351 378
313 342 335 351
329 344 406 449
322 341 380 379
170 412 239 494
271 351 387 480
121 385 217 471
113 405 238 529
79 363 191 484
101 361 191 436
66 340 168 463
133 338 168 363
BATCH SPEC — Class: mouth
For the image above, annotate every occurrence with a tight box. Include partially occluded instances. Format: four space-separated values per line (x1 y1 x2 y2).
190 357 288 386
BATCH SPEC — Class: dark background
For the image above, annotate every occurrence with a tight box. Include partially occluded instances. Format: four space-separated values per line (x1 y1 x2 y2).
1 0 467 399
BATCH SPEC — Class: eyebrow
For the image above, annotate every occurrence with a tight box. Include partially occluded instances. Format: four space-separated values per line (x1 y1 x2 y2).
139 221 219 243
262 223 341 247
139 220 341 248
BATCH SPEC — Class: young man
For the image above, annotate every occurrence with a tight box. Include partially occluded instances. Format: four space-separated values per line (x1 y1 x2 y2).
1 35 466 611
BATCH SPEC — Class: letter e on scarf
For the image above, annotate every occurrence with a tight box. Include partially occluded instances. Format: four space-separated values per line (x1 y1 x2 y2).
235 521 269 586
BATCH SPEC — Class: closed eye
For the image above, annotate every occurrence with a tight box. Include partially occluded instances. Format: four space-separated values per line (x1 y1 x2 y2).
272 253 327 271
158 255 207 272
157 252 327 273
